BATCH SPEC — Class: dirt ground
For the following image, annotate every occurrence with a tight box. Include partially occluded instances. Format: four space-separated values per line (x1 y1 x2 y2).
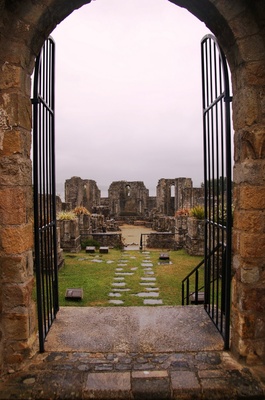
119 224 155 246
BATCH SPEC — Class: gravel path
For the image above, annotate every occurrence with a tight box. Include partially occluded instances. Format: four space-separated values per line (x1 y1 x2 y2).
119 224 155 246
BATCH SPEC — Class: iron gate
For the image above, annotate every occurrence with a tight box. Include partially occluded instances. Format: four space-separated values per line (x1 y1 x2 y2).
201 34 232 349
32 37 59 352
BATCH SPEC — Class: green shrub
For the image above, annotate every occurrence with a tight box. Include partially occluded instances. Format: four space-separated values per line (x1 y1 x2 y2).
189 206 204 220
81 238 100 249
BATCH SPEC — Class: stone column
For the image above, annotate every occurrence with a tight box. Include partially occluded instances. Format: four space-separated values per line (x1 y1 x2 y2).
0 40 36 370
231 59 265 363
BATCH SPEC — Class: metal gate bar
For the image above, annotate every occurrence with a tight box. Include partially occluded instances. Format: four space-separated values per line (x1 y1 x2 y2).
32 37 59 352
201 35 232 349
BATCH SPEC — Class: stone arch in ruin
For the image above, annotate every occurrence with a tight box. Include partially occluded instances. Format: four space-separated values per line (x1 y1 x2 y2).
0 0 265 371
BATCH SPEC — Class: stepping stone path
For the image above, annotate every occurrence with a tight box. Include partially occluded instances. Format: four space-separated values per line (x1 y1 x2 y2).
108 251 163 305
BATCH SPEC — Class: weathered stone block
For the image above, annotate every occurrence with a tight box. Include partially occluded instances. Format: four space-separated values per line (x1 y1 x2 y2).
0 187 26 224
0 156 32 186
233 210 265 233
0 63 22 89
240 233 265 258
238 313 256 339
241 265 260 284
1 130 22 156
2 278 34 312
1 223 33 254
0 92 31 130
239 186 265 209
3 314 30 340
241 287 265 313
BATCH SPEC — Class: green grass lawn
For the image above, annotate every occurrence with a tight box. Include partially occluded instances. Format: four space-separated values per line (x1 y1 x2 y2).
58 249 203 307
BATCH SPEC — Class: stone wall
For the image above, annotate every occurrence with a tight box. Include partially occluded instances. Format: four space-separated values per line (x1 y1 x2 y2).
146 233 177 250
92 233 123 248
65 177 100 213
156 178 203 216
108 181 149 218
152 216 176 233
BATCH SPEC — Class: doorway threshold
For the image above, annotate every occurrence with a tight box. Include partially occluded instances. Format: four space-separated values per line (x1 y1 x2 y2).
45 305 223 353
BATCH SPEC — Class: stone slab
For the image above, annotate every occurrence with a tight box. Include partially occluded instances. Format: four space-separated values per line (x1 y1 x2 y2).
144 299 163 305
86 246 96 253
85 372 131 399
109 300 124 305
171 371 200 390
141 277 156 281
115 272 134 276
139 282 156 286
159 253 170 260
112 282 126 287
99 247 109 254
135 292 159 298
65 288 83 300
45 306 224 353
132 371 168 379
132 372 170 399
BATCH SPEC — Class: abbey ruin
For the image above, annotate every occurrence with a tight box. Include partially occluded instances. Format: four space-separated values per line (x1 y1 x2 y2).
56 176 204 254
63 176 204 220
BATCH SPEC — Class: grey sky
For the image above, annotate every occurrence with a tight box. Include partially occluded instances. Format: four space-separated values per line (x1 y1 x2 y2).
51 0 210 197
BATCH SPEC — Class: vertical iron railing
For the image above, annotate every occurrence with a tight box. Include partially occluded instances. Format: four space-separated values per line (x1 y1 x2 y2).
201 34 232 349
32 37 59 352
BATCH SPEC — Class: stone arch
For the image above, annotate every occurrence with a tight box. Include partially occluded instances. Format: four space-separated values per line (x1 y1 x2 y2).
1 0 265 371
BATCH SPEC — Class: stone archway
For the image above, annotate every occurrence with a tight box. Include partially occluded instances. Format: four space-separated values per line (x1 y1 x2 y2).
0 0 265 372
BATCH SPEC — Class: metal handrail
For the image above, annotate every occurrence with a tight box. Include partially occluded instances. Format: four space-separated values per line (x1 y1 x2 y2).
181 243 223 305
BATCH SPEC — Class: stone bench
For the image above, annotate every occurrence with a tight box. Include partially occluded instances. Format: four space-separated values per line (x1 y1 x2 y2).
99 246 109 254
86 246 96 253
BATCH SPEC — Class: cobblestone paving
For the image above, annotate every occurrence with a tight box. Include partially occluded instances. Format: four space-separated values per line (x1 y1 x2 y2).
109 251 163 305
0 351 264 399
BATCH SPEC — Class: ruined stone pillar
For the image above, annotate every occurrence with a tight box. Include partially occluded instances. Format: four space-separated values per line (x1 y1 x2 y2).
0 39 36 370
231 61 265 363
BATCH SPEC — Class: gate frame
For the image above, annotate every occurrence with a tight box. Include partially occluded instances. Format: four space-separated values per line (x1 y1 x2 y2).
32 37 59 352
201 34 232 350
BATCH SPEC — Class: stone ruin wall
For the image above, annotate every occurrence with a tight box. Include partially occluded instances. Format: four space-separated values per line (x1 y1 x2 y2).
156 178 204 216
61 177 203 223
65 176 101 213
58 177 205 253
108 181 149 219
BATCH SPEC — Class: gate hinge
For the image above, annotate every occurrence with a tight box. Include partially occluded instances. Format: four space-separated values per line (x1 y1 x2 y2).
224 96 233 103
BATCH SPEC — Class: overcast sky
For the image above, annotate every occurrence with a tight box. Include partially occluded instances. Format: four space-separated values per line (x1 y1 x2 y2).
51 0 210 197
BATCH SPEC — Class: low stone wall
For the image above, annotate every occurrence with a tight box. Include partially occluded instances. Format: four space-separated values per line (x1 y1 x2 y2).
92 233 123 248
152 216 175 232
146 233 177 250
